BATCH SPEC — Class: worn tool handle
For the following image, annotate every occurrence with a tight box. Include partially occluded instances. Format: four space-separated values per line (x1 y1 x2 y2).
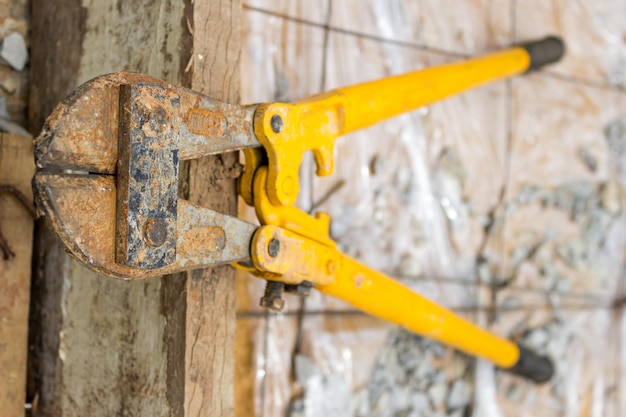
503 344 555 383
249 199 556 383
252 36 566 207
324 35 566 135
518 36 565 71
304 251 554 382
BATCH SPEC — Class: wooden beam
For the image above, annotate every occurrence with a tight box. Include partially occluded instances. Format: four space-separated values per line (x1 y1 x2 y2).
0 133 35 417
29 0 241 416
183 1 241 415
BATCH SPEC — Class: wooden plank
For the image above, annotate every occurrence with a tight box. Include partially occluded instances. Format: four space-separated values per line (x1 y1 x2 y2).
29 0 243 416
235 316 259 417
183 1 242 416
0 133 35 417
28 1 192 416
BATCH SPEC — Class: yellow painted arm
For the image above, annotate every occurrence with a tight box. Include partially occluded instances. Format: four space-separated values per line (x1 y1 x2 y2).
249 220 519 368
248 220 554 382
246 165 555 382
318 255 520 368
321 48 529 134
248 38 563 207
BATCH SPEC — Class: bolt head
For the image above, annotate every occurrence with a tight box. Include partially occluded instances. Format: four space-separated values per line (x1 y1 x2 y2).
326 260 336 275
144 218 168 247
281 175 295 196
270 114 283 133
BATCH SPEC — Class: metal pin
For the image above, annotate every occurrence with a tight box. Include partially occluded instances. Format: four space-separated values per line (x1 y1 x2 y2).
270 114 283 133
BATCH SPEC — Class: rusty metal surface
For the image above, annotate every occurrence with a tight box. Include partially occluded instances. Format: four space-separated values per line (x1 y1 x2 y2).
33 71 262 279
34 72 260 174
116 83 179 269
35 173 257 279
175 88 259 160
34 73 160 174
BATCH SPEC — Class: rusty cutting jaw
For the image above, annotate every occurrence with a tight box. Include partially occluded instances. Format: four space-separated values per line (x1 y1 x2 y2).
34 72 262 279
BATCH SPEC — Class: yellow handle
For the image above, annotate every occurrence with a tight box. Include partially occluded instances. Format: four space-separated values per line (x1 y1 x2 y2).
252 47 531 206
336 48 530 133
248 220 521 368
316 255 520 368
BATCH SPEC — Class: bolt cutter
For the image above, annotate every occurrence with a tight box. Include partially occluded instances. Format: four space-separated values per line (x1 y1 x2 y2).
33 36 565 383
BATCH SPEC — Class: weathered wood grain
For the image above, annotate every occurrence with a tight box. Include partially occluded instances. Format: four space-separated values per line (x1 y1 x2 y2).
0 133 35 417
29 0 243 414
183 1 242 416
28 1 191 416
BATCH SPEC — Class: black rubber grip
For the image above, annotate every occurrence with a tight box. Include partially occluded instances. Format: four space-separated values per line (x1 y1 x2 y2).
505 345 554 383
518 36 565 71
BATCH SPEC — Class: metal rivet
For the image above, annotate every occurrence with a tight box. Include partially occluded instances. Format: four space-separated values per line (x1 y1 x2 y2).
268 238 280 257
144 218 167 247
281 175 295 196
326 260 336 275
270 114 283 133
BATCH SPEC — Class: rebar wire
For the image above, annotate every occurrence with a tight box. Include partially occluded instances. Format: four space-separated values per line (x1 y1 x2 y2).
310 179 345 212
237 300 621 320
318 0 333 93
244 3 626 92
259 309 271 417
0 185 37 217
492 0 518 323
539 70 626 92
397 274 614 303
243 3 470 59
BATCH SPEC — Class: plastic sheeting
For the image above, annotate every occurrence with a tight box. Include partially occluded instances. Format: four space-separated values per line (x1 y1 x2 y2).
238 1 626 416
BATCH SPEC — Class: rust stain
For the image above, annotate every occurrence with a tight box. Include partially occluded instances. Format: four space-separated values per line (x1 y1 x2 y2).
35 72 169 174
183 226 226 253
186 108 227 137
116 82 179 270
33 174 256 280
33 72 259 279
